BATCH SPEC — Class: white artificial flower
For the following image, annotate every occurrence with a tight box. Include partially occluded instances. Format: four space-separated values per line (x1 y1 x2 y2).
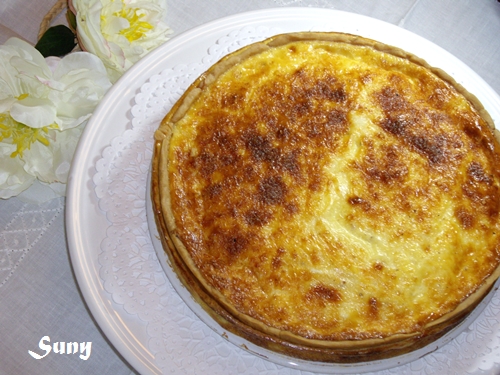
0 38 112 201
70 0 173 83
0 142 35 199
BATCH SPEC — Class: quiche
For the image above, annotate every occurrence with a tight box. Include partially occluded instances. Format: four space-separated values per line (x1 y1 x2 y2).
151 32 500 362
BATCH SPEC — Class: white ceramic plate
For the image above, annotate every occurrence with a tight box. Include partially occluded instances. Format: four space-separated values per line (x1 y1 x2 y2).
66 7 500 375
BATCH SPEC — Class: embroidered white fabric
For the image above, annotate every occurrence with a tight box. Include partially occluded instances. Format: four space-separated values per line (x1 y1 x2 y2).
0 197 64 288
93 26 500 375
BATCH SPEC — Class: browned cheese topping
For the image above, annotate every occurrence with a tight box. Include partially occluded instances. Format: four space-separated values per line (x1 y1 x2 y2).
166 40 500 340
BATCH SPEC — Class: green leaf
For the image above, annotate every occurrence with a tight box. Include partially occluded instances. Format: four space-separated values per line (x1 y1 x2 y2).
67 9 77 33
35 25 76 58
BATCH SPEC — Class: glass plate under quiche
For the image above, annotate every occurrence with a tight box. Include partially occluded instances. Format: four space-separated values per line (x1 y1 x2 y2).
150 32 500 363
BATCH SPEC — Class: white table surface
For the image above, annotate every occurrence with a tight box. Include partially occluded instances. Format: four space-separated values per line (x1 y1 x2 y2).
1 1 499 374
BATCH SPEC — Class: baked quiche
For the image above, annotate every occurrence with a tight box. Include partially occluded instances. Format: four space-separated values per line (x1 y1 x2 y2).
151 32 500 362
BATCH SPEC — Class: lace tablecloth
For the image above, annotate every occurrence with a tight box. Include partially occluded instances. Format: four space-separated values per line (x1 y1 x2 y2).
92 25 500 375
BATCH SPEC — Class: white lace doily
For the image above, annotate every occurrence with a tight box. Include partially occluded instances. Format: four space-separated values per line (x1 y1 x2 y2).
92 26 500 375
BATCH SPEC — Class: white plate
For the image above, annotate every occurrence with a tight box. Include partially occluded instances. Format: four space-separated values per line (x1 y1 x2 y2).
66 7 500 375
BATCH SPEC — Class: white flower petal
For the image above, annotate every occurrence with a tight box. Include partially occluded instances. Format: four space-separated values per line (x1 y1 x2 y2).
10 55 51 82
0 53 22 96
0 143 35 199
52 52 108 80
48 53 111 129
45 56 62 74
105 17 130 35
22 125 83 184
74 0 109 55
4 38 52 78
56 113 91 130
10 97 57 128
22 139 55 182
0 97 15 113
1 39 52 98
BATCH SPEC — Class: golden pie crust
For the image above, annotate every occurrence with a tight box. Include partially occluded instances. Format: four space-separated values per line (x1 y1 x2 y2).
151 32 500 362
